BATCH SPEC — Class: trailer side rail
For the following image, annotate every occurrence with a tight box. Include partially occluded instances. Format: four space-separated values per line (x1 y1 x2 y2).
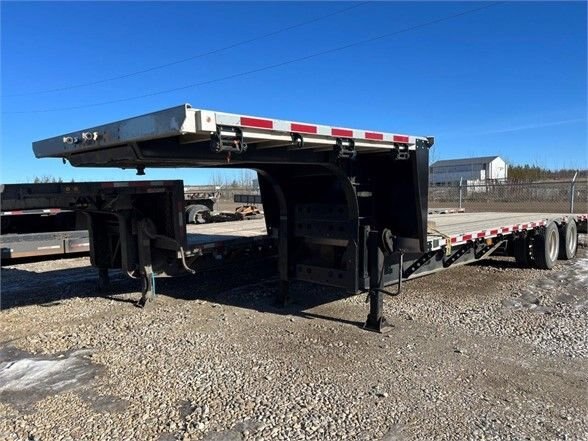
427 213 587 251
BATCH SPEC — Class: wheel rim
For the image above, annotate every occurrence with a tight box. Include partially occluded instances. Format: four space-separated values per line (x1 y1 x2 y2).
568 224 577 255
195 211 207 224
548 229 558 262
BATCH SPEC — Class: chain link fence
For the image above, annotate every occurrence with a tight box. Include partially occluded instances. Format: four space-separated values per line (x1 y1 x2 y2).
192 178 588 214
429 179 588 213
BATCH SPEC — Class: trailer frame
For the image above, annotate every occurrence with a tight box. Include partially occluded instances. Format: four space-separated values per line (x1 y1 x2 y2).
20 104 588 330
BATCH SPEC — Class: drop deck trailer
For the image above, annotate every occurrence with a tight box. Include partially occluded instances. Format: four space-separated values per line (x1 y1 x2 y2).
21 103 586 331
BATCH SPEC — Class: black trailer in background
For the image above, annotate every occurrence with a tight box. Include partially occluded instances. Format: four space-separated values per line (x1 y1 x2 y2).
1 206 89 259
0 180 274 303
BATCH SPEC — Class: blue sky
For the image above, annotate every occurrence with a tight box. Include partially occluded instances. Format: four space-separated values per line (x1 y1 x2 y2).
1 1 586 184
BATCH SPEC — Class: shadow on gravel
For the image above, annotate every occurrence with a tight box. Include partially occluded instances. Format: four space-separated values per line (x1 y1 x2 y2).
0 265 137 310
1 259 365 327
149 262 365 328
5 253 553 328
469 257 524 269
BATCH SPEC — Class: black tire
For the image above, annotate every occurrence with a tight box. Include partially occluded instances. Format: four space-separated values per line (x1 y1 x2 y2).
558 218 578 260
513 236 533 267
185 205 196 224
533 221 559 270
186 204 210 224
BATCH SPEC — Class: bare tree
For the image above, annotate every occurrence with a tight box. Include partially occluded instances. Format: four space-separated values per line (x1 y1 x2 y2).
237 169 256 190
33 176 63 183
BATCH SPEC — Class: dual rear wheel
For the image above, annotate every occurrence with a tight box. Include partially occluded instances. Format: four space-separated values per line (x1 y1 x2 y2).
514 219 577 269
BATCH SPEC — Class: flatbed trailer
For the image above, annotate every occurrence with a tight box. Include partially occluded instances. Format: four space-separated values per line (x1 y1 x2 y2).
24 104 587 331
0 183 258 261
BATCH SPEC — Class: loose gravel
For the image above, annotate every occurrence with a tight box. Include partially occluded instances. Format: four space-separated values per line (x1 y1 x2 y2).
0 241 587 441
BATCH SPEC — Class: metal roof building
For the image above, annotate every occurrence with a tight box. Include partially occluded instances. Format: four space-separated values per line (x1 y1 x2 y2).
430 156 507 184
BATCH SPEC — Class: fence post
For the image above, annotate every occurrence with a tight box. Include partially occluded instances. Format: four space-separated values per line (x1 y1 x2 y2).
570 172 577 213
459 177 463 210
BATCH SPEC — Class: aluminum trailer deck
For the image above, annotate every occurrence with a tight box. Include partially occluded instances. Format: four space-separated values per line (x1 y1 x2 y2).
30 104 587 331
186 219 267 248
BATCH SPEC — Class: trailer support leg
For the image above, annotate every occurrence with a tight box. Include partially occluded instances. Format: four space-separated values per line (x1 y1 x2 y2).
364 230 392 333
137 219 156 307
97 268 110 293
365 289 389 332
138 269 155 308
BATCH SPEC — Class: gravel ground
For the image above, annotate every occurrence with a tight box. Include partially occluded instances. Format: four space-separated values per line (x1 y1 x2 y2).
0 239 587 441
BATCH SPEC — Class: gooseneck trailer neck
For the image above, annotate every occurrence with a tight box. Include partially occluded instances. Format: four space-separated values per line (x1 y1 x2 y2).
25 104 584 332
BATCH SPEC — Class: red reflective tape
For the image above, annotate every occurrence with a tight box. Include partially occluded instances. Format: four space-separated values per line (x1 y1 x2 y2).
332 128 353 137
131 181 151 187
393 135 409 143
501 227 510 233
365 132 384 141
450 237 457 244
513 225 519 231
291 123 317 134
477 232 485 238
522 224 528 229
240 117 273 129
463 234 473 241
101 182 114 188
490 229 498 235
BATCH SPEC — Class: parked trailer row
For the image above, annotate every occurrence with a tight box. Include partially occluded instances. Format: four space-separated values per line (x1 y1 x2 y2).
13 103 587 331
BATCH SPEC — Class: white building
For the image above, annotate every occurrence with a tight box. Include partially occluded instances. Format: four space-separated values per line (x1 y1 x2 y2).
430 156 507 185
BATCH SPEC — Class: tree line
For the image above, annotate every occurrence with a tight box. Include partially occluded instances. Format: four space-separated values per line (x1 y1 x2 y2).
508 165 586 183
